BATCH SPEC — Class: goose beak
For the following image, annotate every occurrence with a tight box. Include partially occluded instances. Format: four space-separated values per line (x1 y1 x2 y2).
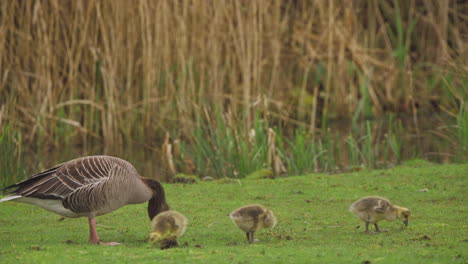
403 220 409 226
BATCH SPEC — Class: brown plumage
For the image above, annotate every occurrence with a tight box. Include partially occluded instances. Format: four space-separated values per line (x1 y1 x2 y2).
229 204 277 243
149 210 188 249
0 155 170 245
349 196 411 232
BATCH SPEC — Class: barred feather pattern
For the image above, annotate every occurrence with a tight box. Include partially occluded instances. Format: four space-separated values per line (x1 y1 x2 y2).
2 156 149 216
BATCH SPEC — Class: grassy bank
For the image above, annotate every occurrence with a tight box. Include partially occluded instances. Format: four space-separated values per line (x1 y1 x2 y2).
0 162 466 263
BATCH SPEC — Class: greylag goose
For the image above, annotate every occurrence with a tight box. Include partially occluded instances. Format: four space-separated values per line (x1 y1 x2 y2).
229 204 277 243
149 210 188 249
349 196 410 233
0 155 170 245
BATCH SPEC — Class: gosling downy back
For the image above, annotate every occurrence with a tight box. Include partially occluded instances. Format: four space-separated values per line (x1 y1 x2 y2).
229 204 277 232
350 196 393 216
349 196 411 232
149 210 188 249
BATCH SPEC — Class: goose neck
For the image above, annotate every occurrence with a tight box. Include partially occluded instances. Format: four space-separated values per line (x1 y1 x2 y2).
142 178 170 220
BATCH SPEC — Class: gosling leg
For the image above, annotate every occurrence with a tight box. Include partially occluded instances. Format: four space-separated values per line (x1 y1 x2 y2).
374 223 381 233
247 232 256 243
365 222 370 233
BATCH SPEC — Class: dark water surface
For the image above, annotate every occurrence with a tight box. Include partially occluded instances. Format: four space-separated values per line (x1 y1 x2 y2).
19 112 461 181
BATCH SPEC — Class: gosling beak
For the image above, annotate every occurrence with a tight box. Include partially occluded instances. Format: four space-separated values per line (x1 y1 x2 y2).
403 220 409 226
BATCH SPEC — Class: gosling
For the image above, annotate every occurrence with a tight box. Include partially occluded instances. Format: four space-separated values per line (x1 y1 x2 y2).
349 196 411 233
149 210 188 249
229 204 277 243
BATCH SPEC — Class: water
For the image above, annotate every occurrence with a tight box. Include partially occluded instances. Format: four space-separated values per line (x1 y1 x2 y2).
12 112 463 182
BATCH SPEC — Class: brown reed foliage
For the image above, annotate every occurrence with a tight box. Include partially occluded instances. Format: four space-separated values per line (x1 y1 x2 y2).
0 0 466 158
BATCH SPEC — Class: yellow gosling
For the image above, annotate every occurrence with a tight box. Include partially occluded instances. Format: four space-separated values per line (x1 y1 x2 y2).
349 196 411 233
229 204 277 243
149 210 188 249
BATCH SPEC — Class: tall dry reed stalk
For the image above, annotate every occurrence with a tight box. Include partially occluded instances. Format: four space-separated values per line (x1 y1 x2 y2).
0 0 465 169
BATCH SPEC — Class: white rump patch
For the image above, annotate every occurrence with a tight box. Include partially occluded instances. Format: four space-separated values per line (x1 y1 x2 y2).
0 195 23 203
3 196 82 218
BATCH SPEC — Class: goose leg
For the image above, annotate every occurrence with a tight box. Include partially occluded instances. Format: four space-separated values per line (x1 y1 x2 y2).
88 217 121 246
88 217 100 244
364 222 370 233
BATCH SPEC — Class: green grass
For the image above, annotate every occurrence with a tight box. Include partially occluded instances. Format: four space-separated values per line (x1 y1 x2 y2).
0 123 26 188
0 162 467 263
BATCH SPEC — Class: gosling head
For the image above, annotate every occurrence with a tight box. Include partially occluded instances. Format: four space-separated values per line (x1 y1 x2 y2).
149 210 187 249
149 230 179 249
149 233 178 249
263 208 277 229
396 207 411 226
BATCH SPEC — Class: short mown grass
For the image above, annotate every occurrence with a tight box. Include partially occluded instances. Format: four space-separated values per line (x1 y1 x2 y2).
0 161 466 263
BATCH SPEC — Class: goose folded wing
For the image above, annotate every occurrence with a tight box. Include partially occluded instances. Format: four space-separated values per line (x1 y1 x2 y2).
3 157 115 200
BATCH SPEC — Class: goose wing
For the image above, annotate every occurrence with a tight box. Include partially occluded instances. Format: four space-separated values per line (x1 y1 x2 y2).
2 156 120 200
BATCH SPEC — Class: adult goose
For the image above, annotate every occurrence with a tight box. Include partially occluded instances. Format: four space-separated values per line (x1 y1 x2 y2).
0 155 170 245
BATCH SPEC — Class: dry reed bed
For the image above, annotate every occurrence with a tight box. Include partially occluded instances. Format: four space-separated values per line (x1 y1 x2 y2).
0 0 466 163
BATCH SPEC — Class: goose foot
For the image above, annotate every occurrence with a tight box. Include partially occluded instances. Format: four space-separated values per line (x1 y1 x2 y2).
99 241 122 246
